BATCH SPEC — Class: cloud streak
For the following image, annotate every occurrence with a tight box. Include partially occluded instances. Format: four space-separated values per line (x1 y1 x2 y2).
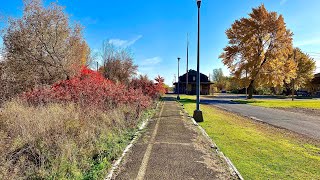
280 0 288 5
109 35 143 47
137 56 163 79
140 56 162 66
294 38 320 47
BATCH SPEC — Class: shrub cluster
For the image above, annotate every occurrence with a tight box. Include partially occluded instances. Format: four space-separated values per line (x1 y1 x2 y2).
0 66 166 179
21 67 154 110
130 75 166 99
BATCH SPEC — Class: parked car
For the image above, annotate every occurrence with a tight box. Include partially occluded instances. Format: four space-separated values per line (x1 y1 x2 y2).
316 91 320 97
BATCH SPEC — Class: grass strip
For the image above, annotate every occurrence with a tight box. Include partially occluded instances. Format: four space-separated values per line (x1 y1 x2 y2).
180 95 320 180
233 99 320 109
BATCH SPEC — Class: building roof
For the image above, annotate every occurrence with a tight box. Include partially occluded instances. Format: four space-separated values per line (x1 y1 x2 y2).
173 69 213 85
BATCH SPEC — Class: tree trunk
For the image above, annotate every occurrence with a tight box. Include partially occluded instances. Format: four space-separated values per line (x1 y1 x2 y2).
248 80 254 99
291 80 295 101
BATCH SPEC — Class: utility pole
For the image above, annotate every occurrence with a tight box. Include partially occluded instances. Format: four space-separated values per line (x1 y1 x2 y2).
186 33 189 95
245 69 248 99
177 57 181 100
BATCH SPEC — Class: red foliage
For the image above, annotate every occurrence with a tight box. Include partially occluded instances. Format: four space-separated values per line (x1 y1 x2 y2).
154 75 167 95
130 75 166 99
21 66 152 110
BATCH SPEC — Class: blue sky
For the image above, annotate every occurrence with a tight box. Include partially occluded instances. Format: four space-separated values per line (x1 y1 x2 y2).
1 0 320 85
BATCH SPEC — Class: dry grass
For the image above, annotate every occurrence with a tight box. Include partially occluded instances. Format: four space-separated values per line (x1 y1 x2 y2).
0 99 146 179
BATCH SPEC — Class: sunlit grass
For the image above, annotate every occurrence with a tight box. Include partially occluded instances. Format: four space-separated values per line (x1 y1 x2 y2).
180 95 320 180
233 99 320 109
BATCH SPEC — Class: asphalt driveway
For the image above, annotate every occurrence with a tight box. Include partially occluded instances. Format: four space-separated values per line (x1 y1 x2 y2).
200 94 320 140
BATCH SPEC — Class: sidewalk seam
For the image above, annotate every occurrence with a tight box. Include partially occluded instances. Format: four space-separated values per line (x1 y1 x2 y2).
136 102 165 180
180 102 244 180
105 101 161 180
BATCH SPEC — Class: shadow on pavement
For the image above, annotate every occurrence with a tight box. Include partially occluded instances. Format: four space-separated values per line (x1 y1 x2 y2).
161 97 176 101
200 99 238 105
178 97 239 105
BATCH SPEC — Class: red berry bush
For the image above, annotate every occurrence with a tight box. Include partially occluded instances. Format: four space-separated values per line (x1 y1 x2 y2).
21 67 157 110
130 75 166 99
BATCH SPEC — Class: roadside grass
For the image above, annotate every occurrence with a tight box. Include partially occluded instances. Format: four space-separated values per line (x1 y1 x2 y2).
180 95 320 180
0 100 157 180
233 99 320 109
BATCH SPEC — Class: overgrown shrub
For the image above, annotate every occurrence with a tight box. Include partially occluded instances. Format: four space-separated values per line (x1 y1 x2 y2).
2 0 89 97
130 75 166 99
0 61 166 179
21 67 152 111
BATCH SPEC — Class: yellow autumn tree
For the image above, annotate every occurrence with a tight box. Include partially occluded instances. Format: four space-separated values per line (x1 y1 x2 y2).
291 48 316 93
220 5 295 98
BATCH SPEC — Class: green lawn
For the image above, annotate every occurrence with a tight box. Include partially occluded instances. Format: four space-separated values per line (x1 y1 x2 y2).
179 95 320 180
233 99 320 109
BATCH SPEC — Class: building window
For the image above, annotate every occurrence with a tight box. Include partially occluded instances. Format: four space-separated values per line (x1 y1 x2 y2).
193 76 195 81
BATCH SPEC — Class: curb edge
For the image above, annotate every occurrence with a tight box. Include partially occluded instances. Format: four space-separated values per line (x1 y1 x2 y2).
179 102 244 180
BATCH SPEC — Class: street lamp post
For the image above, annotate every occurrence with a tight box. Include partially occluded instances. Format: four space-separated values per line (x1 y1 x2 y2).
186 33 189 95
177 57 181 100
193 0 203 122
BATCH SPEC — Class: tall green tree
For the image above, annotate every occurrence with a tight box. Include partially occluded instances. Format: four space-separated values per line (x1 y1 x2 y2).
220 5 295 98
212 68 230 91
212 68 224 82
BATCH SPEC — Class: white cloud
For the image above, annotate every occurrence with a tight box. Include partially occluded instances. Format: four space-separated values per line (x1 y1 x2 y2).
294 39 320 47
137 57 163 80
140 56 162 65
280 0 288 5
109 35 143 47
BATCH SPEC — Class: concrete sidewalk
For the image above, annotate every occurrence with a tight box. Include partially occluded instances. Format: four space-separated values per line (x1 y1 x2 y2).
112 97 237 180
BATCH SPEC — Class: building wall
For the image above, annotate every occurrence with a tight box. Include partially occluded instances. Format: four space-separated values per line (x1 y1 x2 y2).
174 83 210 95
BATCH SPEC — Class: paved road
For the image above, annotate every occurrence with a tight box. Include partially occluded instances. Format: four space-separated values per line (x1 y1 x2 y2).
113 97 236 180
201 94 320 140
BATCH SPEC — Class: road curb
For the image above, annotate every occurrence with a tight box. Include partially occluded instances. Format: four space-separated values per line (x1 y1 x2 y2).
105 101 161 180
179 102 244 180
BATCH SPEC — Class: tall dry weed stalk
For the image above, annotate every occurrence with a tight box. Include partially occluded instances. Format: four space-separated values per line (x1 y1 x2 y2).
0 100 141 179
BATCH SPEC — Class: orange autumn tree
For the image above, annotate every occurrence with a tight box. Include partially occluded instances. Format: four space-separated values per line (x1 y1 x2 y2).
220 5 295 98
154 75 166 95
289 48 316 95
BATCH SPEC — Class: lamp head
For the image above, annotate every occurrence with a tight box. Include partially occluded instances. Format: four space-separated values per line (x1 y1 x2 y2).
177 57 181 61
197 0 201 8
